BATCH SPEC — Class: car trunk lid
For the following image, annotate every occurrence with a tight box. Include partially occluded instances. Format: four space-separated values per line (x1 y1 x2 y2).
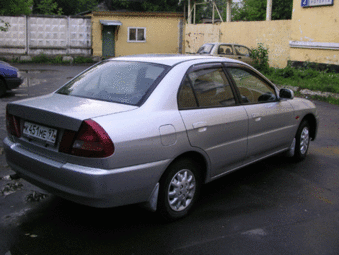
7 93 138 131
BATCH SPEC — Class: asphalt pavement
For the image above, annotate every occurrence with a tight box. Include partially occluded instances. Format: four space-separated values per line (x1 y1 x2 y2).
0 63 339 255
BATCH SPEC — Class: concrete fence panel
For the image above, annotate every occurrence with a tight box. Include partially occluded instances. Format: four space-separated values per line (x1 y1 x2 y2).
0 15 91 57
0 16 26 54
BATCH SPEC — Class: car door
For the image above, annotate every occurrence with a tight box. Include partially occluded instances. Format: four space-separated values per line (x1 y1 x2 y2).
178 63 249 178
234 45 253 65
226 66 295 162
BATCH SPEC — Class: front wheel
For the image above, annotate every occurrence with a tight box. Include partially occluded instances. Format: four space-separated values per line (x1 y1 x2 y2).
158 158 202 221
294 120 311 161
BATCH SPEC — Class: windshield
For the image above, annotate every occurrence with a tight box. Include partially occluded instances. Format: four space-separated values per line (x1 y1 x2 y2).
197 44 214 54
57 61 169 106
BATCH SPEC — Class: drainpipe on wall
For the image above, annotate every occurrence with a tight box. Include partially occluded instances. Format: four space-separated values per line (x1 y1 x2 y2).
266 0 272 21
178 18 184 54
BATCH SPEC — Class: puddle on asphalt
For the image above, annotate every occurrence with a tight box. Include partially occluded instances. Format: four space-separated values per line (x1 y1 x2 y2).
20 70 60 74
20 78 47 87
18 69 70 88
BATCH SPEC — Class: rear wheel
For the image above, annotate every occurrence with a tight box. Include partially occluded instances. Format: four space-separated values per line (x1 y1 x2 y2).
294 120 311 161
0 79 6 97
158 158 202 221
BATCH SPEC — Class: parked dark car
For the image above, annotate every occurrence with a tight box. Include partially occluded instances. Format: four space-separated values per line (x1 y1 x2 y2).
0 60 23 97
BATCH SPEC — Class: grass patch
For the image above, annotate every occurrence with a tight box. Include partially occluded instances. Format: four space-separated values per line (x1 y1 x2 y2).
31 53 51 63
262 65 339 94
74 56 94 64
1 54 95 65
31 54 73 64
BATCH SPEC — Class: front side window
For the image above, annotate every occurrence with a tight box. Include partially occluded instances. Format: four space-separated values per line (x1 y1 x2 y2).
128 27 146 42
234 45 251 56
178 67 235 108
197 44 214 54
57 61 168 105
227 68 276 104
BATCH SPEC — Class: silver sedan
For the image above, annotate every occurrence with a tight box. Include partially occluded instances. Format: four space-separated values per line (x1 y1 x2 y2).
4 55 318 220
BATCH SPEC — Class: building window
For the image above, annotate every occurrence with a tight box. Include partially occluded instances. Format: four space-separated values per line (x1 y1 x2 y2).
128 27 146 42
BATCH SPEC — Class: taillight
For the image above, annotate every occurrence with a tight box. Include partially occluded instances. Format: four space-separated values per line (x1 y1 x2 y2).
59 120 114 158
6 106 21 137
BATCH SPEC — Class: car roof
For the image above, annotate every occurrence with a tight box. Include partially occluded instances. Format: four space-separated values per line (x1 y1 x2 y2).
110 54 242 66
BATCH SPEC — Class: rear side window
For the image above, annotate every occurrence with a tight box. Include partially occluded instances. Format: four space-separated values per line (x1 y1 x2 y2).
178 67 236 109
218 45 233 55
178 77 198 109
57 61 168 105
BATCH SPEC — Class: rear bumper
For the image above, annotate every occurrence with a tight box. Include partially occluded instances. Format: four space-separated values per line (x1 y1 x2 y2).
5 77 23 89
3 137 169 208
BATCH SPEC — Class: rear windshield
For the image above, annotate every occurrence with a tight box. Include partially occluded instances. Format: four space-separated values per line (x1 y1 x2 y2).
197 44 214 54
57 61 169 105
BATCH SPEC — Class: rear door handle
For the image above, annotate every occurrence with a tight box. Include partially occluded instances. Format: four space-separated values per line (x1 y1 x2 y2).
193 121 207 132
252 113 262 122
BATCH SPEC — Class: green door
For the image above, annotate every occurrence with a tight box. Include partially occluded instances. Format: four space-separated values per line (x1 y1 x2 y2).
102 26 115 57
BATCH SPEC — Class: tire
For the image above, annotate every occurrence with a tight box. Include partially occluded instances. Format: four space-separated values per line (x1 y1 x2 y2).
158 158 202 221
0 79 6 97
294 120 311 161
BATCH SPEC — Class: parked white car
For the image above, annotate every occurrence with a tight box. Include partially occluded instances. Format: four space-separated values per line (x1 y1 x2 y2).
197 43 254 65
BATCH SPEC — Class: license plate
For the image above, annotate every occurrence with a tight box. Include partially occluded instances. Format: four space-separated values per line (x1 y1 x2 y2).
23 121 58 144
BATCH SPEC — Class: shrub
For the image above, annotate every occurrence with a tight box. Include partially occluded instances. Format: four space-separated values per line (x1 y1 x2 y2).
51 55 63 64
250 43 269 72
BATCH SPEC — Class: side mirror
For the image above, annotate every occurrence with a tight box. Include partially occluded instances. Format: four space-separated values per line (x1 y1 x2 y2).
279 88 294 99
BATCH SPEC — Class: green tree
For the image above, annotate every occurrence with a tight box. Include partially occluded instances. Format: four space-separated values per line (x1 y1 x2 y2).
108 0 182 12
232 0 293 21
36 0 63 15
0 0 33 16
32 0 99 15
0 0 33 31
75 0 100 14
178 0 229 23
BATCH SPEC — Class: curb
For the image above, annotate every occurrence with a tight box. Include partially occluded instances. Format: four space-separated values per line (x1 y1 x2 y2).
279 85 339 99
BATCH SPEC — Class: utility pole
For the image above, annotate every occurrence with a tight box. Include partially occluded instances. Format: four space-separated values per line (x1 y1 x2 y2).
266 0 272 21
188 0 192 24
226 0 231 22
